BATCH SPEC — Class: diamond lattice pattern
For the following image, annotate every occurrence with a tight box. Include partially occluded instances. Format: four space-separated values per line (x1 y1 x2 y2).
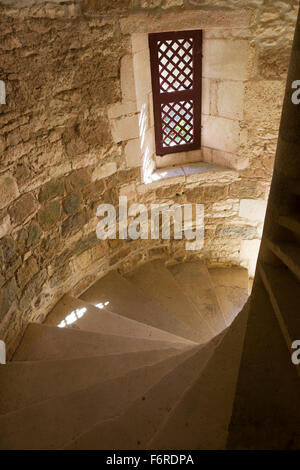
161 101 194 147
158 38 194 93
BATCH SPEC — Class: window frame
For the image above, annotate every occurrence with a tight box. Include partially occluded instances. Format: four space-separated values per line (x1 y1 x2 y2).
149 29 202 157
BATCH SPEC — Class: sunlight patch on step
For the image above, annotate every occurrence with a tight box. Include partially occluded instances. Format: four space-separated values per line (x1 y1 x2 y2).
95 301 110 309
57 307 87 328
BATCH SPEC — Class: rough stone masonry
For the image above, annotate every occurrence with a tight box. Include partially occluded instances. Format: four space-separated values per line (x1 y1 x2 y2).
0 0 298 356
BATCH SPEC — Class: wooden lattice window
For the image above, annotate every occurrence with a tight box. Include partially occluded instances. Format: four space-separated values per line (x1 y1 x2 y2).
149 30 202 156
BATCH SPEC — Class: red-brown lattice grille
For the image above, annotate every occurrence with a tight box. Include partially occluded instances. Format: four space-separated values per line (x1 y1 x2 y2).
158 38 194 93
149 30 202 156
161 101 194 147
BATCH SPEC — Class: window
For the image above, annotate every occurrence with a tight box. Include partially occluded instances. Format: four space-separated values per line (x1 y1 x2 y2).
149 30 202 156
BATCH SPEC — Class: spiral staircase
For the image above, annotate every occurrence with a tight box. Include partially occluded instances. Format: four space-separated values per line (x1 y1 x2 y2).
0 261 250 449
1 4 300 452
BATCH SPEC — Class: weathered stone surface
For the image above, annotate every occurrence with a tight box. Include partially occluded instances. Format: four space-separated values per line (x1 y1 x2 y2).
39 179 64 203
38 200 61 228
27 222 40 247
216 224 256 239
229 180 260 198
61 210 89 237
202 116 240 153
65 169 92 193
0 214 11 239
110 115 140 143
0 277 18 322
82 0 131 13
0 0 296 355
0 236 16 265
203 40 249 80
17 256 39 290
19 270 47 311
0 173 19 210
8 193 38 225
63 193 80 215
239 198 267 221
92 162 117 181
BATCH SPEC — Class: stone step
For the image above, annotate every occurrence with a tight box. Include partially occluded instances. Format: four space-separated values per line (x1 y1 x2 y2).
208 267 249 326
45 295 192 345
125 260 209 343
266 239 300 281
148 304 249 449
278 214 300 237
0 348 186 415
0 347 199 450
168 262 227 339
80 270 198 343
63 333 225 449
258 262 300 365
13 323 191 362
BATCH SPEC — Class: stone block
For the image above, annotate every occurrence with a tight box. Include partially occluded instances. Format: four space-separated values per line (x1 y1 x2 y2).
216 224 256 239
244 80 285 123
39 179 64 202
240 239 261 278
125 138 142 168
120 183 137 200
0 215 11 239
120 11 252 34
92 162 117 181
38 200 61 228
202 115 240 153
65 168 91 193
63 193 80 215
110 115 140 143
0 236 16 264
0 173 19 210
229 180 260 198
108 101 137 120
120 54 136 103
0 277 17 322
203 39 248 80
217 81 245 119
61 210 89 237
27 222 40 247
17 256 39 290
239 198 267 222
132 33 149 54
202 78 210 115
162 0 183 7
8 193 38 225
133 48 152 109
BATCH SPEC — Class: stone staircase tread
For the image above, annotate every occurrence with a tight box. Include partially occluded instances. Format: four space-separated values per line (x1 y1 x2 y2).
147 303 249 450
125 260 210 343
79 270 198 342
0 346 199 450
63 333 224 450
168 262 227 339
0 347 187 415
12 323 191 362
208 267 249 326
45 294 194 345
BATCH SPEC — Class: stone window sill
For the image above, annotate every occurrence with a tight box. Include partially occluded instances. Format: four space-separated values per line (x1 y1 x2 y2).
138 162 238 194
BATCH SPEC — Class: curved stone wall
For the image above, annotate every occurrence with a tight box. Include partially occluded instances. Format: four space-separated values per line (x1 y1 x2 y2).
0 0 298 355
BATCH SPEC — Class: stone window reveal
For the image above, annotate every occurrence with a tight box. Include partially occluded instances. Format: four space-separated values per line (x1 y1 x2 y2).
149 30 202 156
